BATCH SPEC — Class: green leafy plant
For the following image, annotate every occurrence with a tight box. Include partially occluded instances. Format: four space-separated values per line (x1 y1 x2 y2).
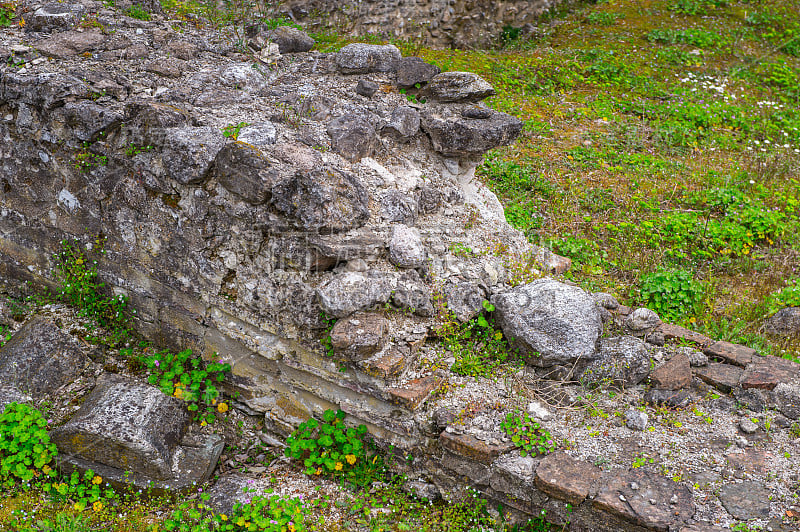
0 403 58 488
640 269 705 322
34 513 94 532
54 238 131 345
0 324 10 347
125 4 151 20
125 142 153 157
139 348 232 425
222 122 250 140
0 2 15 26
437 300 521 379
319 312 337 357
73 142 108 172
285 409 383 487
501 410 557 457
586 12 620 26
766 279 800 314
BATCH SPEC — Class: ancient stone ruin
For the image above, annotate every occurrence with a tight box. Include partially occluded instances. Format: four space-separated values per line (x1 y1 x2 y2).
279 0 562 49
1 2 799 531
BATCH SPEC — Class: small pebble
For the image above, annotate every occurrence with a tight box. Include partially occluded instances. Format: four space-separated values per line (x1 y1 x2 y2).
630 482 639 490
619 495 627 502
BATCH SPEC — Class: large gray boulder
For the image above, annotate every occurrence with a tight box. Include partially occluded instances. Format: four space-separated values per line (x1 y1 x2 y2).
580 336 650 389
423 72 496 103
388 224 426 269
380 107 421 143
263 26 315 54
765 307 800 337
421 108 522 158
327 114 377 162
0 317 91 396
316 271 395 318
214 143 280 205
491 278 603 369
336 43 401 74
271 166 370 233
395 57 441 89
50 374 223 490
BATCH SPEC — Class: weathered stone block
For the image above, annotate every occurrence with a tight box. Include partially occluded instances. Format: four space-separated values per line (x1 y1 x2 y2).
440 432 514 465
534 451 600 505
0 316 90 396
695 363 744 394
51 374 190 480
703 341 755 367
594 469 695 531
387 374 441 410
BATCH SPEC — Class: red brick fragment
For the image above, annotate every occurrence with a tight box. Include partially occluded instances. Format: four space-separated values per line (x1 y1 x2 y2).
387 374 441 410
439 432 514 464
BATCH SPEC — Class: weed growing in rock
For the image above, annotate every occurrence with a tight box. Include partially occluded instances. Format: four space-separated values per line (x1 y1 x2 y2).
31 512 92 532
0 2 14 26
436 300 521 379
125 4 151 21
139 348 232 425
222 122 250 140
0 403 57 488
73 142 108 172
285 409 383 488
640 269 705 323
500 410 557 457
124 142 153 157
55 238 132 345
0 324 10 347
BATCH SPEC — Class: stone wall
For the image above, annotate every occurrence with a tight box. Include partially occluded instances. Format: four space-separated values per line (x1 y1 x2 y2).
280 0 565 49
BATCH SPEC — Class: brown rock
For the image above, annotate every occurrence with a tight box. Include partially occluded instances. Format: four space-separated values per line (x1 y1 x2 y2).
594 469 695 531
740 355 799 391
534 451 601 505
146 59 188 78
703 341 755 367
650 353 692 390
329 313 389 361
387 374 441 410
658 323 713 347
695 363 744 394
36 30 108 59
360 349 406 379
440 432 514 464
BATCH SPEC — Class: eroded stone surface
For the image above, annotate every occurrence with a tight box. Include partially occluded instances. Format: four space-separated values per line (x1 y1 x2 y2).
650 352 692 390
695 363 744 394
51 373 190 480
718 481 771 520
0 316 90 396
329 313 389 361
594 469 695 531
581 335 650 389
492 278 602 370
534 451 600 505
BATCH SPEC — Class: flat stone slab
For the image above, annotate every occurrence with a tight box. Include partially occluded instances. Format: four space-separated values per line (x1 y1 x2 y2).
440 431 514 464
718 481 772 520
694 363 744 394
594 469 695 532
658 323 713 347
534 451 600 505
387 374 441 410
0 316 91 396
650 353 692 390
51 374 221 487
703 341 755 367
740 356 799 391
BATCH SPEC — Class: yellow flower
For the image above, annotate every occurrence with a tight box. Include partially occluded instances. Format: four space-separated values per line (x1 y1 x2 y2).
93 501 103 512
92 475 102 485
42 465 52 474
217 403 229 413
220 514 228 521
73 502 83 511
345 454 356 465
200 420 207 427
289 525 296 532
315 468 322 475
174 388 183 399
334 462 343 471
